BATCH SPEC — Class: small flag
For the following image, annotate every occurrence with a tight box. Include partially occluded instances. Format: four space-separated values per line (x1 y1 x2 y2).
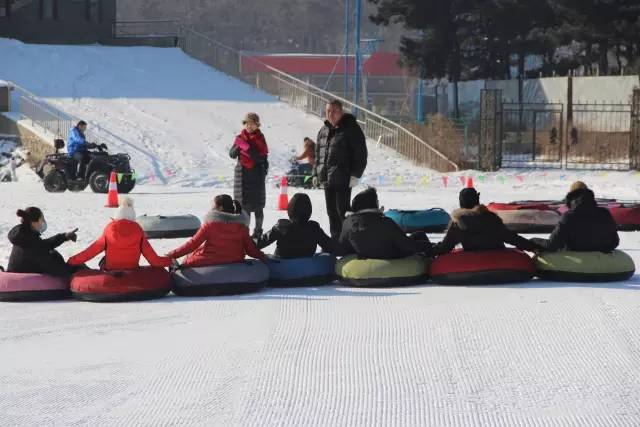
395 175 403 186
458 176 466 186
117 173 123 184
516 175 524 183
421 176 429 187
442 175 449 187
378 175 385 186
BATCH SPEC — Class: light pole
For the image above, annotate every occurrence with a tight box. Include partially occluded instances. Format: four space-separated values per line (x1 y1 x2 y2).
344 0 350 100
353 0 362 116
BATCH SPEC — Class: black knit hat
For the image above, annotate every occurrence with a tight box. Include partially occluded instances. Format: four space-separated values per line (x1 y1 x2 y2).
459 188 480 209
351 187 379 212
288 193 312 223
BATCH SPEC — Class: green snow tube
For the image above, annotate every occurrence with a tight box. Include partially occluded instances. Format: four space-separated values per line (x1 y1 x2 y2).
535 250 635 282
336 254 428 287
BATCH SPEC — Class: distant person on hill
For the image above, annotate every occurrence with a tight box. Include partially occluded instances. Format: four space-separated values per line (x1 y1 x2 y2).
230 112 269 239
166 195 266 267
257 193 337 258
68 197 171 270
432 188 541 255
532 182 619 252
313 99 368 239
7 207 79 276
295 137 316 168
339 187 431 259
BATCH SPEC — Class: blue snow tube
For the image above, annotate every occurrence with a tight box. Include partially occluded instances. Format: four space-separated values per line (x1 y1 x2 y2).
171 260 269 296
384 208 451 233
267 253 337 287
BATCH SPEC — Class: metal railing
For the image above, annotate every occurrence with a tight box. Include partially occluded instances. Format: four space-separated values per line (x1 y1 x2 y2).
177 26 459 172
112 20 180 39
10 83 118 148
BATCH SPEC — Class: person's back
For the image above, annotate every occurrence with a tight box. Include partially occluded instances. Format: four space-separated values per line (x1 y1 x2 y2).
541 187 619 252
434 188 539 255
258 193 335 258
340 187 429 259
167 195 265 267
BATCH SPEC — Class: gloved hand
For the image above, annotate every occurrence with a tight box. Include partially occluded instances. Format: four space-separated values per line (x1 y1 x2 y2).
66 228 79 242
86 143 98 149
312 176 319 188
349 176 360 188
99 143 108 150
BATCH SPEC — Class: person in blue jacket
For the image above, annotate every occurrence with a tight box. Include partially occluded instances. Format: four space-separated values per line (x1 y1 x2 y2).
66 121 104 181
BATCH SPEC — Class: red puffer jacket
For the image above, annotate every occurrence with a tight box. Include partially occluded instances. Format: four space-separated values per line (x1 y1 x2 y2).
166 210 265 267
68 220 171 270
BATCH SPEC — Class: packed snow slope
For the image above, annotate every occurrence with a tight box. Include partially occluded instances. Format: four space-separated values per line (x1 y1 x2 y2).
0 38 426 186
1 167 640 425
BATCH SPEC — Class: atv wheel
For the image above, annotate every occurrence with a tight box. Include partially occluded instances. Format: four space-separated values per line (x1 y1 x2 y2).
117 177 136 194
89 171 110 193
43 171 68 193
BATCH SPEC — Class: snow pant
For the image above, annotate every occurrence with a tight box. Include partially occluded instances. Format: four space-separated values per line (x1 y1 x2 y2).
325 186 352 239
67 151 89 180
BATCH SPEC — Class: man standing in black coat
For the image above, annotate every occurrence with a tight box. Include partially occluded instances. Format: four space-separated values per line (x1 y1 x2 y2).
533 184 619 252
313 100 368 238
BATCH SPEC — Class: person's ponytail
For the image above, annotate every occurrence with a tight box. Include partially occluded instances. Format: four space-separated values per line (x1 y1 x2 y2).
16 207 43 224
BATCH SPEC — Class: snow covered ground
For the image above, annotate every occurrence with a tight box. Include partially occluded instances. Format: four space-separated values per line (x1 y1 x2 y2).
1 39 640 425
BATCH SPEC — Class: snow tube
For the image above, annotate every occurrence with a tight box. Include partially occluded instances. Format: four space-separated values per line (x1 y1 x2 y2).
430 249 535 285
488 203 561 233
609 204 640 231
172 260 268 296
0 273 70 302
535 250 635 282
336 254 428 288
70 267 171 302
267 253 337 287
137 214 201 239
384 208 451 233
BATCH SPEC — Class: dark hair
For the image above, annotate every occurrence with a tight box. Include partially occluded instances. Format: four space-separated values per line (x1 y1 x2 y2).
77 120 87 127
327 99 343 110
16 207 43 224
214 194 242 214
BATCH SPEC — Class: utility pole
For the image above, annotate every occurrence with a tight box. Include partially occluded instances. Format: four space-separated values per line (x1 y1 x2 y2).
344 0 350 100
353 0 362 116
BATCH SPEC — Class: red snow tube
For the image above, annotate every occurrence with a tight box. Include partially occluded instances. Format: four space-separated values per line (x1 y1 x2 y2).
609 204 640 231
71 267 171 302
488 202 556 211
430 249 535 285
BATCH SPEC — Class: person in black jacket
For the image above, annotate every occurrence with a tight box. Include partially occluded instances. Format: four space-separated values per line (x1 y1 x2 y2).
532 184 619 252
313 100 368 238
257 193 336 258
339 187 431 259
433 188 540 255
7 207 79 276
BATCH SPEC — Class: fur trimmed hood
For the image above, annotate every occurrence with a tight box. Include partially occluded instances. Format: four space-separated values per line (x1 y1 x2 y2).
204 210 250 226
450 204 500 231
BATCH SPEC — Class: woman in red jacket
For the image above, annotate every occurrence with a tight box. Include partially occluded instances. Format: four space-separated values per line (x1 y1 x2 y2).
166 195 266 267
68 197 171 270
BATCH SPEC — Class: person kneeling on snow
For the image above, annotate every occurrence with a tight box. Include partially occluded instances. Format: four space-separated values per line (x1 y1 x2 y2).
68 197 171 270
7 207 79 276
166 195 266 267
532 182 619 252
432 188 541 255
257 193 337 258
339 187 431 259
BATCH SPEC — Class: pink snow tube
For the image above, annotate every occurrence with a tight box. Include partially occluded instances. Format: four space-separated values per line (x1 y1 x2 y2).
0 272 70 302
487 202 561 233
609 203 640 231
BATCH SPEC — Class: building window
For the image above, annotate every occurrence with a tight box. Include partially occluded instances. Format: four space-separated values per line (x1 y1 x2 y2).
38 0 57 20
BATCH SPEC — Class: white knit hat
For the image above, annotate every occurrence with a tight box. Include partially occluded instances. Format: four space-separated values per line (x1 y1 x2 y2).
113 196 136 221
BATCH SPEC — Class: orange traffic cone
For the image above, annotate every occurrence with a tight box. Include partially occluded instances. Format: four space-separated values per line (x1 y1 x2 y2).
278 176 289 211
105 171 119 208
466 176 474 188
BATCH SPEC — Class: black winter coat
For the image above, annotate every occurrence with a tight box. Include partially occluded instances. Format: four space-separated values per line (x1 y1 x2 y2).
433 205 540 255
339 209 431 259
230 144 268 212
314 113 367 188
257 220 336 258
7 224 73 276
537 188 619 252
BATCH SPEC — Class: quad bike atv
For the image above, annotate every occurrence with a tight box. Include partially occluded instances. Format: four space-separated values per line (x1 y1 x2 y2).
36 139 136 194
283 158 315 189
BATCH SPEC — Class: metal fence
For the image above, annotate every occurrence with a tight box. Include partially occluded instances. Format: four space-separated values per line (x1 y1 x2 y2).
177 26 459 172
112 20 180 39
